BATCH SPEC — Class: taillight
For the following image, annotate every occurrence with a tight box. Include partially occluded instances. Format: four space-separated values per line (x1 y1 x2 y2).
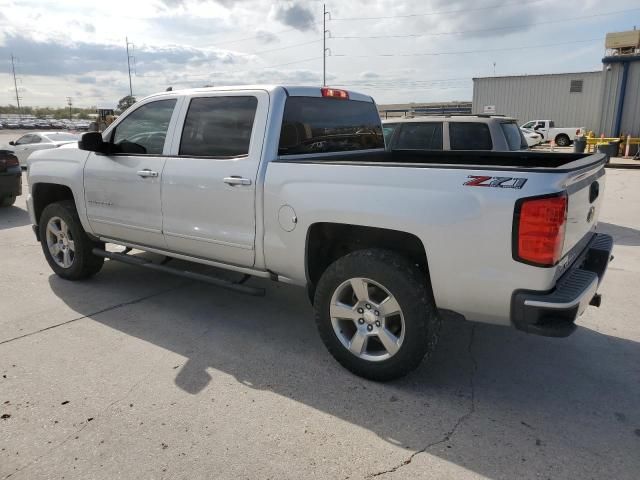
0 154 19 169
513 193 567 267
321 87 349 100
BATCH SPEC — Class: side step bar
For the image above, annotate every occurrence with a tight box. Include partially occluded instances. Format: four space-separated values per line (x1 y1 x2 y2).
92 248 265 296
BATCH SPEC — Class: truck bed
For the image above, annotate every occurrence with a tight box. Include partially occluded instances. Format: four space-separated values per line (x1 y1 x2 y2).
279 150 606 172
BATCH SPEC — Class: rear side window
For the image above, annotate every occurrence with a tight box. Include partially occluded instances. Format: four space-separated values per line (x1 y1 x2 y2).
394 123 443 150
180 96 258 157
278 97 384 155
449 122 493 150
500 122 527 151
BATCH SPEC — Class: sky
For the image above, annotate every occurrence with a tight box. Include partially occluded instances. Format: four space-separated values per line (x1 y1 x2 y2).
0 0 639 108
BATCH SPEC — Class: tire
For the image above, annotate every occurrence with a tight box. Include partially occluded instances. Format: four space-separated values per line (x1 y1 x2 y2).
0 196 16 207
314 249 441 381
39 200 104 280
555 134 571 147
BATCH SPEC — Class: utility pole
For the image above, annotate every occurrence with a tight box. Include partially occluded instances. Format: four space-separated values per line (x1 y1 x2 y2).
126 37 134 97
66 97 72 120
323 4 330 86
10 54 22 118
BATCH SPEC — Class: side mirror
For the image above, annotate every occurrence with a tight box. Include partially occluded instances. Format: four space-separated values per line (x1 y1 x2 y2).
78 132 107 153
8 141 15 146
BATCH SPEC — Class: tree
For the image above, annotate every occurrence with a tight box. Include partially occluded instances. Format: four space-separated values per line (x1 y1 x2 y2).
116 95 137 113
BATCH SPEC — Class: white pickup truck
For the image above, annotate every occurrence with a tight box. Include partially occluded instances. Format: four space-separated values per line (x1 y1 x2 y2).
27 86 613 381
520 120 585 147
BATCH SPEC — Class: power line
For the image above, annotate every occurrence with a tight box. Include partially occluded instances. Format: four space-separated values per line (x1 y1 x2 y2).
332 8 640 39
332 38 601 58
329 0 544 21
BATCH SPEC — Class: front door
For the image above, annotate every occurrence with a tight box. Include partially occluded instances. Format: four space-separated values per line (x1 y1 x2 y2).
161 91 268 267
84 98 179 248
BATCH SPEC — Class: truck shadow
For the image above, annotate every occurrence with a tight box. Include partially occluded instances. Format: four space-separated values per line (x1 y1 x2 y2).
597 221 640 246
48 258 640 479
0 204 31 231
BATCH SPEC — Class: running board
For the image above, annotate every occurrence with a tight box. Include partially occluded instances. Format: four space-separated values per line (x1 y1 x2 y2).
92 248 265 296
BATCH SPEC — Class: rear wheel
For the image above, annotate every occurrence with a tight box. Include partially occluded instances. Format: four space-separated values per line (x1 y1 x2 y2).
39 200 104 280
555 134 571 147
0 196 16 207
314 249 441 381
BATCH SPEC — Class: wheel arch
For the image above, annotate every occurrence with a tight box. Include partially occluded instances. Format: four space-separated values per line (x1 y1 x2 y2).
32 183 76 225
305 222 431 303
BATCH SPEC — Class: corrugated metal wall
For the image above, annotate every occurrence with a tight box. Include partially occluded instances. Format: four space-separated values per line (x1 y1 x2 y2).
598 60 640 137
472 72 603 131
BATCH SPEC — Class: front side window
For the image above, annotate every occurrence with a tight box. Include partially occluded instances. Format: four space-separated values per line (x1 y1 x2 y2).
500 122 527 151
278 97 384 155
179 96 258 157
394 122 443 150
449 122 493 150
111 99 176 155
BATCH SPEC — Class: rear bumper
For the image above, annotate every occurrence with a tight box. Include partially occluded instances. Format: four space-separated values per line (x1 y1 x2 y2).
0 169 22 197
511 233 613 337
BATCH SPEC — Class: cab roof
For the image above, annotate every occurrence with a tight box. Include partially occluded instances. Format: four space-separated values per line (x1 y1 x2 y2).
144 85 374 103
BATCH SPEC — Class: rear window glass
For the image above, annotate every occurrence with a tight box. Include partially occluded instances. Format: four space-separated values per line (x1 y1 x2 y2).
278 97 384 155
500 122 526 151
449 122 493 150
180 96 258 157
394 123 443 150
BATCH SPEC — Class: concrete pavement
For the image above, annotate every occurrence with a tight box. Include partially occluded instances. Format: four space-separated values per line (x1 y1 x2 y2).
1 171 639 479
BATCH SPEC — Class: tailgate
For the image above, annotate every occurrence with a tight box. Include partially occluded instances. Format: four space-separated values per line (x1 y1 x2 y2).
562 162 606 257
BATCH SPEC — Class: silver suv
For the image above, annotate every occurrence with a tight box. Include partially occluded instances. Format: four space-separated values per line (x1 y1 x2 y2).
383 115 528 151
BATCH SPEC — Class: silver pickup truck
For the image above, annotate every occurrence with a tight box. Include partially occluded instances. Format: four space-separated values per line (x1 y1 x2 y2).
26 85 613 381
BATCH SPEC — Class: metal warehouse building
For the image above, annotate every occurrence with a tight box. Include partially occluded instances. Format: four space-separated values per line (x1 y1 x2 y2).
472 30 640 138
472 72 602 132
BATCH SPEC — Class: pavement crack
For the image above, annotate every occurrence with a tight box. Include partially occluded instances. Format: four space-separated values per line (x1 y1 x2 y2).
0 283 190 347
367 325 478 479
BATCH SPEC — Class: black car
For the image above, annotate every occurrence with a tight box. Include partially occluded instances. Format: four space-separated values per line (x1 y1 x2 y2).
0 150 22 207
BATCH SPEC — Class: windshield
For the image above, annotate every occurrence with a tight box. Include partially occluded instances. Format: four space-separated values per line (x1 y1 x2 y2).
382 124 399 144
500 122 527 150
45 133 79 142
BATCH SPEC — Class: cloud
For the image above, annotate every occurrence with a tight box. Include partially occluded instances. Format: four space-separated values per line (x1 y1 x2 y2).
70 20 95 33
76 76 97 84
255 30 279 44
273 2 316 31
0 34 240 77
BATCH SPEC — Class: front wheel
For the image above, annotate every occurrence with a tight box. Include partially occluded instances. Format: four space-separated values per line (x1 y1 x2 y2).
555 134 571 147
39 200 105 280
314 249 441 381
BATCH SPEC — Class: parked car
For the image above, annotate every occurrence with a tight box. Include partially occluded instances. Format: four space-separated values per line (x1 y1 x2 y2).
383 115 529 151
0 150 22 207
520 128 543 147
18 120 36 129
7 132 80 166
26 85 612 381
520 120 584 146
3 120 21 129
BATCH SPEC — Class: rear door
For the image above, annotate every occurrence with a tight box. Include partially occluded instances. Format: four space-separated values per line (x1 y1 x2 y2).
161 90 268 267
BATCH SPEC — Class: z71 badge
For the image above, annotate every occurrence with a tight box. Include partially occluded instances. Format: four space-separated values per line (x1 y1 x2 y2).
464 175 527 189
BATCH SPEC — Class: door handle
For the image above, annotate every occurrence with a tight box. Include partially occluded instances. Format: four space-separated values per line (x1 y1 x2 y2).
223 176 251 186
137 169 159 178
